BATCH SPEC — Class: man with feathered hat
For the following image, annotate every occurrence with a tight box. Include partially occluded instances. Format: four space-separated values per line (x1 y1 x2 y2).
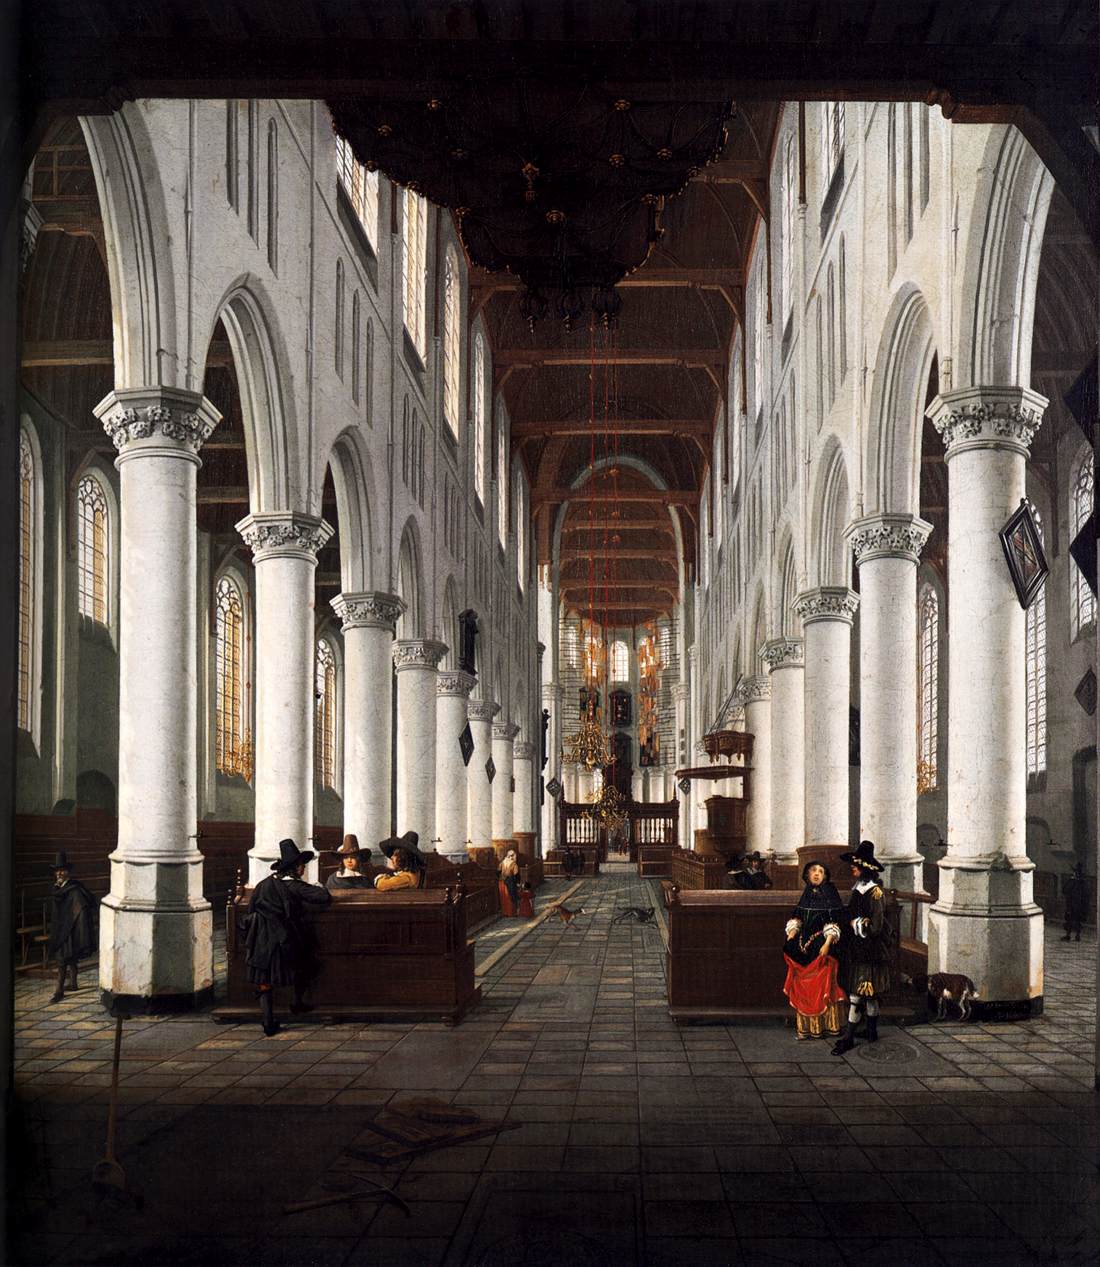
46 851 98 1003
831 840 894 1055
244 838 332 1036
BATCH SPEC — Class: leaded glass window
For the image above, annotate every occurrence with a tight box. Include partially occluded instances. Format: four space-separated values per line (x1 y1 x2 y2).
335 135 378 249
1071 452 1095 636
917 584 938 793
402 189 427 357
442 244 461 437
315 637 337 790
1026 514 1047 777
215 575 249 778
76 473 109 624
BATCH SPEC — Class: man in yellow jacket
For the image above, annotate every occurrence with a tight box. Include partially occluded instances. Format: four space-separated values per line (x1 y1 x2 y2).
374 831 426 891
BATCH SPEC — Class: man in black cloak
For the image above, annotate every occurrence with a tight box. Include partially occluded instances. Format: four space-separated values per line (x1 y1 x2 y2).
47 851 98 1003
832 840 894 1055
245 837 332 1036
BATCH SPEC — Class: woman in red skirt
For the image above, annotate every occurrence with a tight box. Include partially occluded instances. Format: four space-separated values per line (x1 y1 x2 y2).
782 860 847 1040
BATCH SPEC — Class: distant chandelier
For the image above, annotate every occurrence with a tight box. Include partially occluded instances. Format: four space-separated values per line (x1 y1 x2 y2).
587 782 628 836
564 703 610 770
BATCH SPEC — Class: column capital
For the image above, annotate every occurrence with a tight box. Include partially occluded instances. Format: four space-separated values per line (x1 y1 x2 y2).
493 721 521 741
738 674 772 704
761 636 804 671
332 590 406 633
672 682 689 702
95 386 222 463
846 513 933 566
468 698 501 723
514 740 536 761
795 587 859 626
927 385 1047 460
393 638 448 672
437 669 476 698
237 511 334 562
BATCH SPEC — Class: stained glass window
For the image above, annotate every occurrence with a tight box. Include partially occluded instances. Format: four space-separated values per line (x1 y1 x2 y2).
402 189 427 357
215 575 247 777
1071 452 1095 636
18 432 35 731
1025 513 1047 777
917 584 938 793
76 473 109 624
315 637 337 790
335 135 378 249
442 245 461 436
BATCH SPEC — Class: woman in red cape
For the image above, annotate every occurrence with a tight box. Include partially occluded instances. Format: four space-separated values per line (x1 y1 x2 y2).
498 849 520 917
782 860 847 1039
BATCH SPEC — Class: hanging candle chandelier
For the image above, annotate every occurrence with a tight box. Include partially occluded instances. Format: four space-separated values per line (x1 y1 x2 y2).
586 781 628 835
564 702 611 770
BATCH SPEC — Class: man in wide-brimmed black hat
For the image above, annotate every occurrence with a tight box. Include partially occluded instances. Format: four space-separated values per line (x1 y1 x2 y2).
244 838 332 1036
47 851 98 1004
832 840 894 1056
731 851 773 891
374 831 426 891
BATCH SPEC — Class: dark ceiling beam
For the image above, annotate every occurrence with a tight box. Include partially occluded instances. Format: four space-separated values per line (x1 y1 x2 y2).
561 583 678 597
565 601 672 612
561 517 674 532
535 489 695 506
560 548 678 560
197 487 248 505
495 348 723 369
511 418 709 439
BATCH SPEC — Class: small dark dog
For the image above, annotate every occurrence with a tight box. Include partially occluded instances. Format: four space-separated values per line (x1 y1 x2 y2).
611 906 656 925
927 972 979 1021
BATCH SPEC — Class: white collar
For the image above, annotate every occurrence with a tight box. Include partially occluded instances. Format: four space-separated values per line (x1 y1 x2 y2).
854 877 877 894
337 868 360 878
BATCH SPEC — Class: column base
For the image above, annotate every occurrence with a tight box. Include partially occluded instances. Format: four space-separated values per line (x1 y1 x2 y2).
101 985 215 1016
99 891 214 1002
927 858 1044 1012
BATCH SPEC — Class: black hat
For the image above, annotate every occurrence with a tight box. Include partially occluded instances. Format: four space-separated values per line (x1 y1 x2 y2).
839 840 884 875
378 830 426 869
271 838 316 873
743 851 764 864
51 851 72 873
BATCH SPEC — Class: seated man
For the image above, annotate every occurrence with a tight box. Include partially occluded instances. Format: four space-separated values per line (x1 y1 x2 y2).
326 834 372 890
737 852 773 891
374 831 426 891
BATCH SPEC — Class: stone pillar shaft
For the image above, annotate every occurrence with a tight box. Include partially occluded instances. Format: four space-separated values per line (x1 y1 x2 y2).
740 676 772 856
492 722 520 842
333 591 404 853
796 588 858 852
436 670 476 854
239 512 333 883
762 639 805 871
847 514 932 896
394 639 447 847
926 385 1047 1011
467 700 500 849
513 740 536 833
94 386 221 1008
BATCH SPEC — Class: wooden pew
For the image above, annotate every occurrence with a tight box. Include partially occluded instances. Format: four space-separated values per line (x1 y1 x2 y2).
215 885 481 1025
661 883 923 1022
668 848 728 890
637 844 674 878
422 854 501 930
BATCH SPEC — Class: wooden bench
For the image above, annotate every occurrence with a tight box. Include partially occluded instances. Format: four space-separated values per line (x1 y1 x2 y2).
668 848 729 890
637 844 674 877
423 855 501 930
661 883 924 1023
214 885 481 1025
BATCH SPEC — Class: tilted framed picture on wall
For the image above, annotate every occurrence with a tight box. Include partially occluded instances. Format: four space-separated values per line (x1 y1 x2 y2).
999 499 1049 611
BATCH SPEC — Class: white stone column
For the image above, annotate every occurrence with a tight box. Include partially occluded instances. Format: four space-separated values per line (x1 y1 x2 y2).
332 591 404 853
796 588 859 856
513 740 536 833
492 721 520 844
94 386 221 1009
393 639 447 846
846 514 932 897
540 681 563 853
673 680 690 848
927 386 1047 1012
239 511 333 883
467 699 499 849
762 637 805 885
436 669 476 855
740 675 772 857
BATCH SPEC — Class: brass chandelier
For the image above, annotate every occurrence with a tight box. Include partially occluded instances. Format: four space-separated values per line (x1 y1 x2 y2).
564 701 610 770
587 781 628 836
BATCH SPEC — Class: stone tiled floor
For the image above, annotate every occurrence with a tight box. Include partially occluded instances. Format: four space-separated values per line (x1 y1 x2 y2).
11 869 1099 1266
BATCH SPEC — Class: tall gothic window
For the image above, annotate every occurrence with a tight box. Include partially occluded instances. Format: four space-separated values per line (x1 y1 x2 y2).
76 473 109 624
497 411 507 548
442 244 461 437
473 333 486 503
565 623 579 670
730 356 743 491
335 135 379 249
821 101 845 193
1071 451 1095 636
315 637 337 789
610 639 629 682
1026 512 1047 778
781 133 797 322
917 584 939 794
215 574 247 777
402 189 427 358
753 262 766 419
18 431 37 732
838 236 848 380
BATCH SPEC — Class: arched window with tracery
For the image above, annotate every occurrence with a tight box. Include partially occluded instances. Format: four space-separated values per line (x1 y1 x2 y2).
402 189 427 358
77 472 109 624
315 636 338 790
18 430 38 733
565 623 579 670
335 135 379 249
917 584 938 794
215 574 249 778
442 244 461 437
753 261 766 420
473 333 487 503
515 472 527 592
1025 512 1047 779
1071 452 1095 636
610 639 629 682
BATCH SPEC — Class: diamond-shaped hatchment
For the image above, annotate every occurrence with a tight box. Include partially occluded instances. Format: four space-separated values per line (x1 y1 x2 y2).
459 722 475 766
1076 667 1097 716
546 776 563 800
485 755 496 784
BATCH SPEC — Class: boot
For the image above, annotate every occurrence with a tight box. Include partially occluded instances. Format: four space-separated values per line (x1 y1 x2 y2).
865 1014 879 1043
49 964 66 1004
831 1022 856 1057
68 961 79 991
260 991 280 1037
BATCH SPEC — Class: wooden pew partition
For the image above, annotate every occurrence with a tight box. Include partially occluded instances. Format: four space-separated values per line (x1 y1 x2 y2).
422 855 501 929
668 848 729 891
216 886 480 1025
